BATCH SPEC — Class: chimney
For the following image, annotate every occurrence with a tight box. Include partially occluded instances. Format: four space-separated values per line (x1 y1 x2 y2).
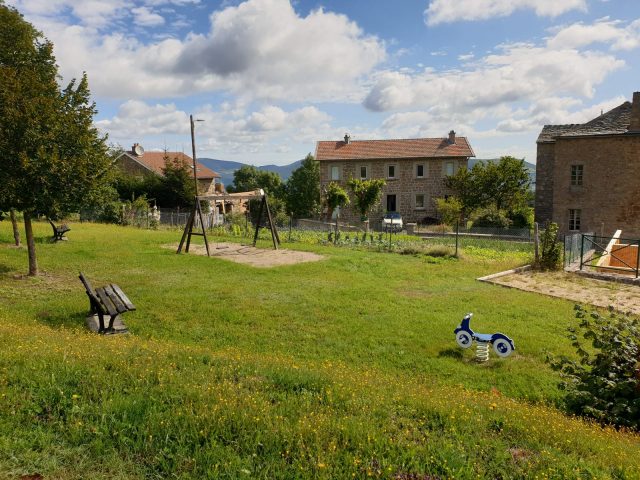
448 130 456 144
344 133 351 144
131 143 144 156
629 92 640 132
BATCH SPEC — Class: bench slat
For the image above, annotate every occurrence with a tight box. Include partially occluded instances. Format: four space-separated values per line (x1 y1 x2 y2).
110 284 136 311
96 287 118 316
104 285 130 314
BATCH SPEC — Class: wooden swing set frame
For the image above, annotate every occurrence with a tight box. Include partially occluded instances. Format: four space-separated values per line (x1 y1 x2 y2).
176 189 281 256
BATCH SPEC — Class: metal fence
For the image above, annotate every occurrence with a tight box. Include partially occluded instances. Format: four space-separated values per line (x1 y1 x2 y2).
579 233 640 278
415 225 532 241
157 208 224 229
564 232 592 269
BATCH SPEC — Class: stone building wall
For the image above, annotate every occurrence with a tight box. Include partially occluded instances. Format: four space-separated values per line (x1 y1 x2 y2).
534 143 555 226
319 157 466 227
551 135 640 238
116 155 150 178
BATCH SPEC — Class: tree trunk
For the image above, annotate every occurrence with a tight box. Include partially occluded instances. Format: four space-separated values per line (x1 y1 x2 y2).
10 209 20 246
23 212 38 276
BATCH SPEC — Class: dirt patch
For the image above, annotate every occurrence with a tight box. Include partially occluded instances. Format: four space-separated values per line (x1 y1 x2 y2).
488 270 640 314
166 243 324 268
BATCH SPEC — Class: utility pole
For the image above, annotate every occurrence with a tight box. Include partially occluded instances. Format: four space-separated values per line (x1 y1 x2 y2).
190 114 203 195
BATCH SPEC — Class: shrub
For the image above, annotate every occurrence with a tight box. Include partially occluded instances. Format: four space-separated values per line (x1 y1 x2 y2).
548 305 640 430
538 222 562 270
508 206 534 228
434 197 462 226
471 207 512 228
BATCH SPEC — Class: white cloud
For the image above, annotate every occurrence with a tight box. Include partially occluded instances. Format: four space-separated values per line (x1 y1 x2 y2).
425 0 587 26
96 100 190 136
172 0 386 101
363 43 624 119
547 18 640 51
13 0 386 102
97 100 333 156
132 7 165 27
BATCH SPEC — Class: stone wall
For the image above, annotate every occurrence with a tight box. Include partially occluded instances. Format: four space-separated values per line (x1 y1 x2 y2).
551 134 640 238
534 142 555 226
117 155 150 177
319 157 465 226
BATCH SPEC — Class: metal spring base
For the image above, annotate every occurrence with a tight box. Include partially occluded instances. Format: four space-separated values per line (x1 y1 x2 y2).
476 342 490 362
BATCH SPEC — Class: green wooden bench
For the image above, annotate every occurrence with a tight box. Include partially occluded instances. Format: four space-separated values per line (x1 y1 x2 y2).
48 219 70 241
79 272 136 334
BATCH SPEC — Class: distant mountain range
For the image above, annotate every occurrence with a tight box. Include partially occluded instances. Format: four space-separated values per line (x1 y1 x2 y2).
198 158 302 188
199 157 536 189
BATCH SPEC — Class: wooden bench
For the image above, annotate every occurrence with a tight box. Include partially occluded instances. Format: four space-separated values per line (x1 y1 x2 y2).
79 272 136 334
49 219 70 241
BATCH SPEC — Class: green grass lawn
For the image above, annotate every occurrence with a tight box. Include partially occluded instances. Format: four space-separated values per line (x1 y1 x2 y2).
0 221 638 479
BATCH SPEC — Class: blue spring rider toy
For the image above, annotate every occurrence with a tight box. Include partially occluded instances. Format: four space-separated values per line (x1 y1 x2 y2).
454 313 515 361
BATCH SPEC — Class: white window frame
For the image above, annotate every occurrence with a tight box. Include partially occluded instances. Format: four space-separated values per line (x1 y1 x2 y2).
415 193 426 210
444 161 454 176
330 165 340 181
387 164 398 179
571 165 583 186
569 209 581 231
415 163 426 178
359 165 369 180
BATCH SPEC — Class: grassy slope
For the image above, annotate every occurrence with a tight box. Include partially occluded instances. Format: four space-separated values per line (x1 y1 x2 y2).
0 222 638 479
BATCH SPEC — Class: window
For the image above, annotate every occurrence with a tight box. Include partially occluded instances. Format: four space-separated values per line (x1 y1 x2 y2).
415 194 425 209
359 165 368 179
387 165 397 178
571 165 583 186
386 194 397 212
445 162 454 176
569 209 581 231
416 164 425 178
330 165 340 181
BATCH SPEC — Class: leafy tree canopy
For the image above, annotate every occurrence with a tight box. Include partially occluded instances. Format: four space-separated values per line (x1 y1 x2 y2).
445 156 531 222
323 181 349 220
0 4 113 274
285 154 320 218
228 165 283 199
346 178 386 220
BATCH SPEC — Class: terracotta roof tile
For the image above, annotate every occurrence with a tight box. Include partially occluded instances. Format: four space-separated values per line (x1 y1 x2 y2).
123 150 220 179
315 137 474 160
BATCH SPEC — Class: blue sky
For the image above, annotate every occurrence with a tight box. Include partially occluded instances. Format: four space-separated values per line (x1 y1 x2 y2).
8 0 640 165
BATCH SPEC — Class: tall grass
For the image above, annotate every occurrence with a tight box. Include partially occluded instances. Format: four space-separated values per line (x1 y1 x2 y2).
0 221 637 479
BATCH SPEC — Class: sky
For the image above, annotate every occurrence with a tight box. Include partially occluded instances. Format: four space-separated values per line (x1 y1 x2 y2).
7 0 640 165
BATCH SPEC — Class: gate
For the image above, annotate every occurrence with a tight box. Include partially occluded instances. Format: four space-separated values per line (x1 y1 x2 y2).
579 233 640 278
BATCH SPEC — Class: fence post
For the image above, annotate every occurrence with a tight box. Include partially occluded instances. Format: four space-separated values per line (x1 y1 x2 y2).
455 220 459 257
636 240 640 278
534 222 539 264
580 234 584 271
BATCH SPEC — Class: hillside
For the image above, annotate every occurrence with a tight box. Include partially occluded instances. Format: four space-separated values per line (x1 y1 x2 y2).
199 158 303 187
199 157 536 189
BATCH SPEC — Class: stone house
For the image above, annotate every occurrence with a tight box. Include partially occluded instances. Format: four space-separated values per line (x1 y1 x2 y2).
315 132 475 226
116 143 222 197
535 92 640 238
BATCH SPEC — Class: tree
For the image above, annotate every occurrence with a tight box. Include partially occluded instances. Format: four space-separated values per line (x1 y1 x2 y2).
434 197 463 226
157 154 196 208
0 5 112 275
323 182 350 221
346 178 386 231
476 156 530 212
285 154 320 218
445 156 531 225
228 165 286 223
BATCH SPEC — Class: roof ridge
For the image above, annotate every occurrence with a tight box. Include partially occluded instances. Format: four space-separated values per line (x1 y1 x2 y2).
317 136 467 143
